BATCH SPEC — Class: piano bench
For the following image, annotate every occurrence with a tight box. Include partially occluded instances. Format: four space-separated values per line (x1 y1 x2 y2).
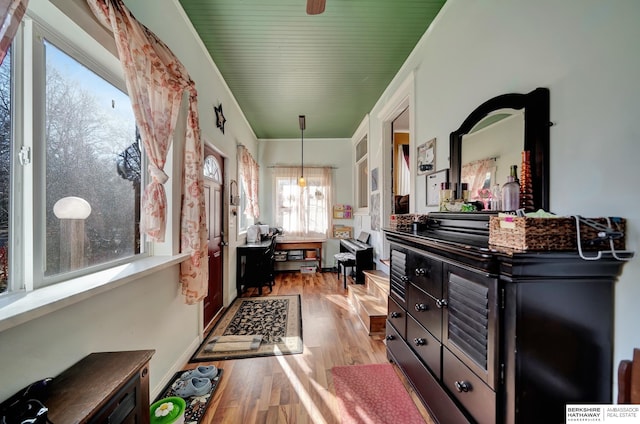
334 252 356 289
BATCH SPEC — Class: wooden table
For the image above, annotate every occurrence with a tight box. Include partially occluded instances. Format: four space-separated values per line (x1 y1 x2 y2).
275 240 324 272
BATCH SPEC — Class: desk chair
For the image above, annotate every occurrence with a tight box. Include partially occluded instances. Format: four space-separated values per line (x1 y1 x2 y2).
244 236 277 295
618 348 640 404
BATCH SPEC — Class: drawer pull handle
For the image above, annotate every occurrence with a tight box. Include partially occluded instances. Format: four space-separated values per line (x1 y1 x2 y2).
414 303 428 312
455 380 472 393
436 299 448 309
390 311 401 318
385 334 395 341
415 268 430 276
413 337 426 346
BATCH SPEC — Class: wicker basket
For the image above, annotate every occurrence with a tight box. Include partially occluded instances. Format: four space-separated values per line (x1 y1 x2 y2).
389 214 428 231
489 216 626 251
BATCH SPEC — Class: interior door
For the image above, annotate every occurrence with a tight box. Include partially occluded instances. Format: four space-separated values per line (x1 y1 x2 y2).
203 150 224 327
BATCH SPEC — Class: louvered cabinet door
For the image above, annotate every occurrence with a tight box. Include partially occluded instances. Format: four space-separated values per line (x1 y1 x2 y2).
442 263 500 391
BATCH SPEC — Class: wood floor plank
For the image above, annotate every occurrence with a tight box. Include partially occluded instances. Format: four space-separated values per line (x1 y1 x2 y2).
190 271 435 424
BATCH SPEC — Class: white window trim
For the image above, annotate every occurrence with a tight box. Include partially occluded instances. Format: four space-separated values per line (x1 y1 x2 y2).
0 2 183 314
0 253 190 333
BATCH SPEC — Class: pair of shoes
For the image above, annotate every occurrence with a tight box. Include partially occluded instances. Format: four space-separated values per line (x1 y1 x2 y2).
173 377 212 398
179 365 218 380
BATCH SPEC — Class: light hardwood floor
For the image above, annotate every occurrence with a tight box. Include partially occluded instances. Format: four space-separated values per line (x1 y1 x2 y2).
186 271 436 424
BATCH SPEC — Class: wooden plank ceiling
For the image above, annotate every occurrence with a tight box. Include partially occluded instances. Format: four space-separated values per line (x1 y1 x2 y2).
178 0 446 139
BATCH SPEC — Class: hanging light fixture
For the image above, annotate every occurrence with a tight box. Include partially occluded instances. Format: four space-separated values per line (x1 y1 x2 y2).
298 115 306 187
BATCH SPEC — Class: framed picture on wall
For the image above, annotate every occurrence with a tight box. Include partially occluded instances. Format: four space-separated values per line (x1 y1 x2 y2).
417 138 436 175
426 169 448 206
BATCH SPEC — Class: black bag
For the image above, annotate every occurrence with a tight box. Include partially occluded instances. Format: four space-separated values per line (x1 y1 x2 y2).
0 378 53 424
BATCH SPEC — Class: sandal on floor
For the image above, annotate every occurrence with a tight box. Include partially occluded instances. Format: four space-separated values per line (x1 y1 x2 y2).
173 377 212 398
179 365 218 380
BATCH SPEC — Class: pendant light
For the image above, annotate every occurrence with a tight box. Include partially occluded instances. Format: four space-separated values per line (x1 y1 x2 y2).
298 115 306 187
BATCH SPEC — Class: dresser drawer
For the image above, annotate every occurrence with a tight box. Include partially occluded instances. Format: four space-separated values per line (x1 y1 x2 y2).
406 314 441 379
443 348 496 424
386 324 470 424
406 250 443 298
407 283 442 340
387 296 407 339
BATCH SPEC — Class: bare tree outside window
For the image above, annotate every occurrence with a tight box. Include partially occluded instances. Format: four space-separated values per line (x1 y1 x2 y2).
44 40 140 279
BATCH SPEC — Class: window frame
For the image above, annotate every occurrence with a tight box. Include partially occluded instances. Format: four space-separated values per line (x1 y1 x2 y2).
352 115 369 213
1 10 152 297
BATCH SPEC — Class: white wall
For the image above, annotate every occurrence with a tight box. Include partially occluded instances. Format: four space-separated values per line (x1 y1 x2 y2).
366 0 640 396
258 138 353 268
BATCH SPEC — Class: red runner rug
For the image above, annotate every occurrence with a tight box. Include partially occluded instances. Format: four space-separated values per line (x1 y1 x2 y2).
332 363 426 424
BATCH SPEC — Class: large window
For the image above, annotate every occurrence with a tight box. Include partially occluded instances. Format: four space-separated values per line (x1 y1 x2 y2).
273 167 331 238
0 47 11 294
0 18 142 294
355 135 368 209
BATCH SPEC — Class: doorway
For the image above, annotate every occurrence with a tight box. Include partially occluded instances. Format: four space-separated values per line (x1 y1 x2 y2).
392 107 410 214
203 148 224 328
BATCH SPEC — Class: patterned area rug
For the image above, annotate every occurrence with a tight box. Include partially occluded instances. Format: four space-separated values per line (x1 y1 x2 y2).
332 363 426 424
154 368 223 423
190 295 303 361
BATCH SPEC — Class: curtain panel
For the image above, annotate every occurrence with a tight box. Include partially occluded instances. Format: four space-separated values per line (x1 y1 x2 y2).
88 0 208 304
238 145 260 219
461 157 495 201
0 0 28 65
273 166 332 239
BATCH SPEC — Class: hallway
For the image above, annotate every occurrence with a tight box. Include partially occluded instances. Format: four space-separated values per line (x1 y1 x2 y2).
189 271 433 423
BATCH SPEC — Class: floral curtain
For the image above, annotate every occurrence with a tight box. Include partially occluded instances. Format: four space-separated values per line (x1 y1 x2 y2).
273 166 332 239
461 157 495 200
238 145 260 218
88 0 207 304
0 0 28 65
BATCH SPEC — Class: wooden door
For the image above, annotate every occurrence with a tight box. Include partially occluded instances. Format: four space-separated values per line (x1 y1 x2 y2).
203 150 224 327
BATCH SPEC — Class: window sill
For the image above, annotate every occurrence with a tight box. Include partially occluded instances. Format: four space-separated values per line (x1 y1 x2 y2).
0 254 190 333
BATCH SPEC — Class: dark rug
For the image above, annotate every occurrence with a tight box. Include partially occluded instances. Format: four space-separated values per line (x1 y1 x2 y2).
190 295 303 362
154 368 223 423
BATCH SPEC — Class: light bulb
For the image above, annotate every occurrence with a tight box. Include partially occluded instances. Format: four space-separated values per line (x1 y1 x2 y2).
298 176 306 187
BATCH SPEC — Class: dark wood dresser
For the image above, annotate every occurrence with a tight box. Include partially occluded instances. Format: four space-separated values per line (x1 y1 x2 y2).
47 350 154 424
384 213 632 424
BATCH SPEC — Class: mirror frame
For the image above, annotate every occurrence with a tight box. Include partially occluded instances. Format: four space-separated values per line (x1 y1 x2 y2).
449 87 550 211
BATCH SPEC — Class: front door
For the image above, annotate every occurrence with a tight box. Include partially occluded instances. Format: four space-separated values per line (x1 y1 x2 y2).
203 149 224 327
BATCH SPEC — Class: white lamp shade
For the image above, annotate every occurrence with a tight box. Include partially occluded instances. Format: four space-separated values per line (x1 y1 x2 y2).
53 196 92 220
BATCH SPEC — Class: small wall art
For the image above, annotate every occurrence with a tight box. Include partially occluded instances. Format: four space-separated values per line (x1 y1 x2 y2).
426 168 448 206
214 104 226 134
371 167 379 192
417 137 436 175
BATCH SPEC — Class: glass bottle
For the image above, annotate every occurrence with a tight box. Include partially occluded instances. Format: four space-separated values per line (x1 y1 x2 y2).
502 165 520 211
490 184 501 211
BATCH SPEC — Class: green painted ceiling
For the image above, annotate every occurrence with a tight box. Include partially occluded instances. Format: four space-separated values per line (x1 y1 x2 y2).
178 0 446 139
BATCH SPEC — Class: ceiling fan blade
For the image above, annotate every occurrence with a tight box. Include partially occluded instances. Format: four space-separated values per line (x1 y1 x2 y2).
307 0 325 15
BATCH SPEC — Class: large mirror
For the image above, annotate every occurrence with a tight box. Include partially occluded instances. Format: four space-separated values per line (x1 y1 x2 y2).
449 88 550 211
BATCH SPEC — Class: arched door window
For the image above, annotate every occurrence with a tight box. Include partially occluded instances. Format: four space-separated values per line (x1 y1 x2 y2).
204 155 222 183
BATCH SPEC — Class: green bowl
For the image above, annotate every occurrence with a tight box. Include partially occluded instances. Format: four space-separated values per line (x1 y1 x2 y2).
150 396 186 424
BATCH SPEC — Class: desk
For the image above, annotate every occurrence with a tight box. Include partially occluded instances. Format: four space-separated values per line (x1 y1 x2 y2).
274 240 323 272
236 239 272 294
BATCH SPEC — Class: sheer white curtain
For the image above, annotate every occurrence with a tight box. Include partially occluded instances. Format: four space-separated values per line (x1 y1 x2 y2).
396 144 410 195
273 167 332 238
